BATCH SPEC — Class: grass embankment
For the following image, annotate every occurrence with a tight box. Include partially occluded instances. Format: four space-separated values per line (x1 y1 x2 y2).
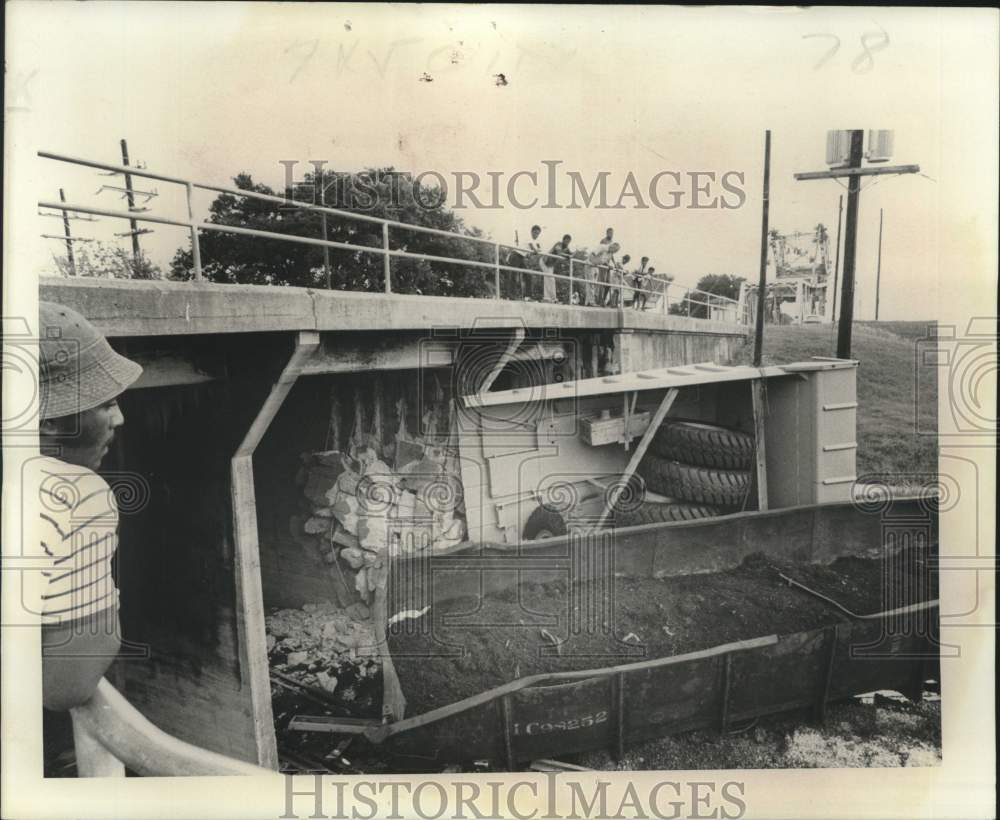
758 321 938 480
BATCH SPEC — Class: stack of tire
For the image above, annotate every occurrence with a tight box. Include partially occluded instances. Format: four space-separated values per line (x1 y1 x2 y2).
617 419 754 527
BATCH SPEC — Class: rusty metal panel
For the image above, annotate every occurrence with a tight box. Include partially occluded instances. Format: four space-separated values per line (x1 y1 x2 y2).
728 629 829 717
505 678 616 762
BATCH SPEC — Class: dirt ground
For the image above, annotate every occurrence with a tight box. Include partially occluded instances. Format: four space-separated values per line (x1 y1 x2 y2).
271 550 938 773
576 692 941 771
388 552 932 717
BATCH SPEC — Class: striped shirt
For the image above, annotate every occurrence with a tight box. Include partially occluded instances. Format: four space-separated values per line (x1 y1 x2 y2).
33 456 120 625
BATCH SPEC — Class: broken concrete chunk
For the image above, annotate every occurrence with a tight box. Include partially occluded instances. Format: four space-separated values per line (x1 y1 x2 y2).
358 516 390 551
340 546 366 569
346 602 371 621
331 495 360 535
304 516 332 535
313 450 347 469
286 651 309 668
304 464 346 507
316 671 339 694
331 529 360 550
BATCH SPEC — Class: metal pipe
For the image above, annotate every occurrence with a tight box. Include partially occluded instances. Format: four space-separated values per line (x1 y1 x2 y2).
382 222 391 293
831 194 843 321
494 243 501 299
184 182 203 281
69 679 272 777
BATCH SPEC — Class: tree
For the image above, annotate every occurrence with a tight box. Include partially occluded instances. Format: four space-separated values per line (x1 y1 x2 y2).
52 243 162 279
669 273 745 319
169 169 497 298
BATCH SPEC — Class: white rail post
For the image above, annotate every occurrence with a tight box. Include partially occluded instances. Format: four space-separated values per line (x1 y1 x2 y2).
494 243 501 299
70 711 126 777
383 222 391 293
185 182 203 281
568 258 574 305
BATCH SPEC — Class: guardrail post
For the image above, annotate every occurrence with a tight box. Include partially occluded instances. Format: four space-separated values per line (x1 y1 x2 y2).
494 244 501 299
185 182 203 281
70 711 125 777
383 222 391 293
568 258 574 305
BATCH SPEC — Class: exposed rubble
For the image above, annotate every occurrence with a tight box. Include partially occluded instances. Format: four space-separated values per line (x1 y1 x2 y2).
291 444 466 604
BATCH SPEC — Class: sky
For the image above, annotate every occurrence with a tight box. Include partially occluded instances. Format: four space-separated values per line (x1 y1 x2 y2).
8 3 999 320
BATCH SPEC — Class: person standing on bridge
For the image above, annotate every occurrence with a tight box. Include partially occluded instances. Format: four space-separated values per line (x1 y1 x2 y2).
607 253 631 307
633 257 651 310
525 225 552 302
550 234 573 304
31 302 142 713
589 240 620 307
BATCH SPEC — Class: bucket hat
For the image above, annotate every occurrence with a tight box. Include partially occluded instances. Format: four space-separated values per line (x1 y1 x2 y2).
39 301 142 420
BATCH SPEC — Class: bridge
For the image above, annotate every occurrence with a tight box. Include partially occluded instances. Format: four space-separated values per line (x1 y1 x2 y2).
35 151 753 774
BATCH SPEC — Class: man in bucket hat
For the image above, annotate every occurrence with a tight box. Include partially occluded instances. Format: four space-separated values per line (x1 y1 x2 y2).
34 301 142 712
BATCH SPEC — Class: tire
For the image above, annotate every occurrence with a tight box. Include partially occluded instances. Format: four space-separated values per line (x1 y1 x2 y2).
650 420 754 470
523 507 567 541
616 501 721 527
637 455 750 508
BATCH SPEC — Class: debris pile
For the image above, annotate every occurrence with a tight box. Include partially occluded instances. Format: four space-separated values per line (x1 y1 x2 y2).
266 601 380 694
291 444 466 601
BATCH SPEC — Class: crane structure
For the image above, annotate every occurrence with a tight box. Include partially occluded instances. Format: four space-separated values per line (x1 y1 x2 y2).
740 224 832 326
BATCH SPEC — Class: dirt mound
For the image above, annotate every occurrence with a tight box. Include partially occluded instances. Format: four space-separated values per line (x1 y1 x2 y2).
389 553 933 717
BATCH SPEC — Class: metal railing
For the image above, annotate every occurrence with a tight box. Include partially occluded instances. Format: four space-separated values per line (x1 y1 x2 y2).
38 151 749 324
69 678 273 776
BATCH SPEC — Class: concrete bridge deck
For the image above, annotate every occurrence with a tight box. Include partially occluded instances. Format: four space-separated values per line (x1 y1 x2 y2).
39 276 747 340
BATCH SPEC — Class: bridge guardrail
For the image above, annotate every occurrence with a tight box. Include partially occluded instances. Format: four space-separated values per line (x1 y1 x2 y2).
38 151 749 324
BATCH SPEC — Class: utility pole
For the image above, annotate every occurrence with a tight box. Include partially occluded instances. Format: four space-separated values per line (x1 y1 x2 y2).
59 188 76 276
752 130 771 367
836 130 864 358
120 138 142 265
318 170 332 289
794 130 918 358
875 208 884 320
831 194 843 322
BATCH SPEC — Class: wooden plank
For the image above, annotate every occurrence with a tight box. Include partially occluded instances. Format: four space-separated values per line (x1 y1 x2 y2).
231 330 319 769
596 388 679 529
751 379 769 510
464 364 793 407
231 456 280 769
287 716 380 734
794 164 919 181
373 584 408 722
